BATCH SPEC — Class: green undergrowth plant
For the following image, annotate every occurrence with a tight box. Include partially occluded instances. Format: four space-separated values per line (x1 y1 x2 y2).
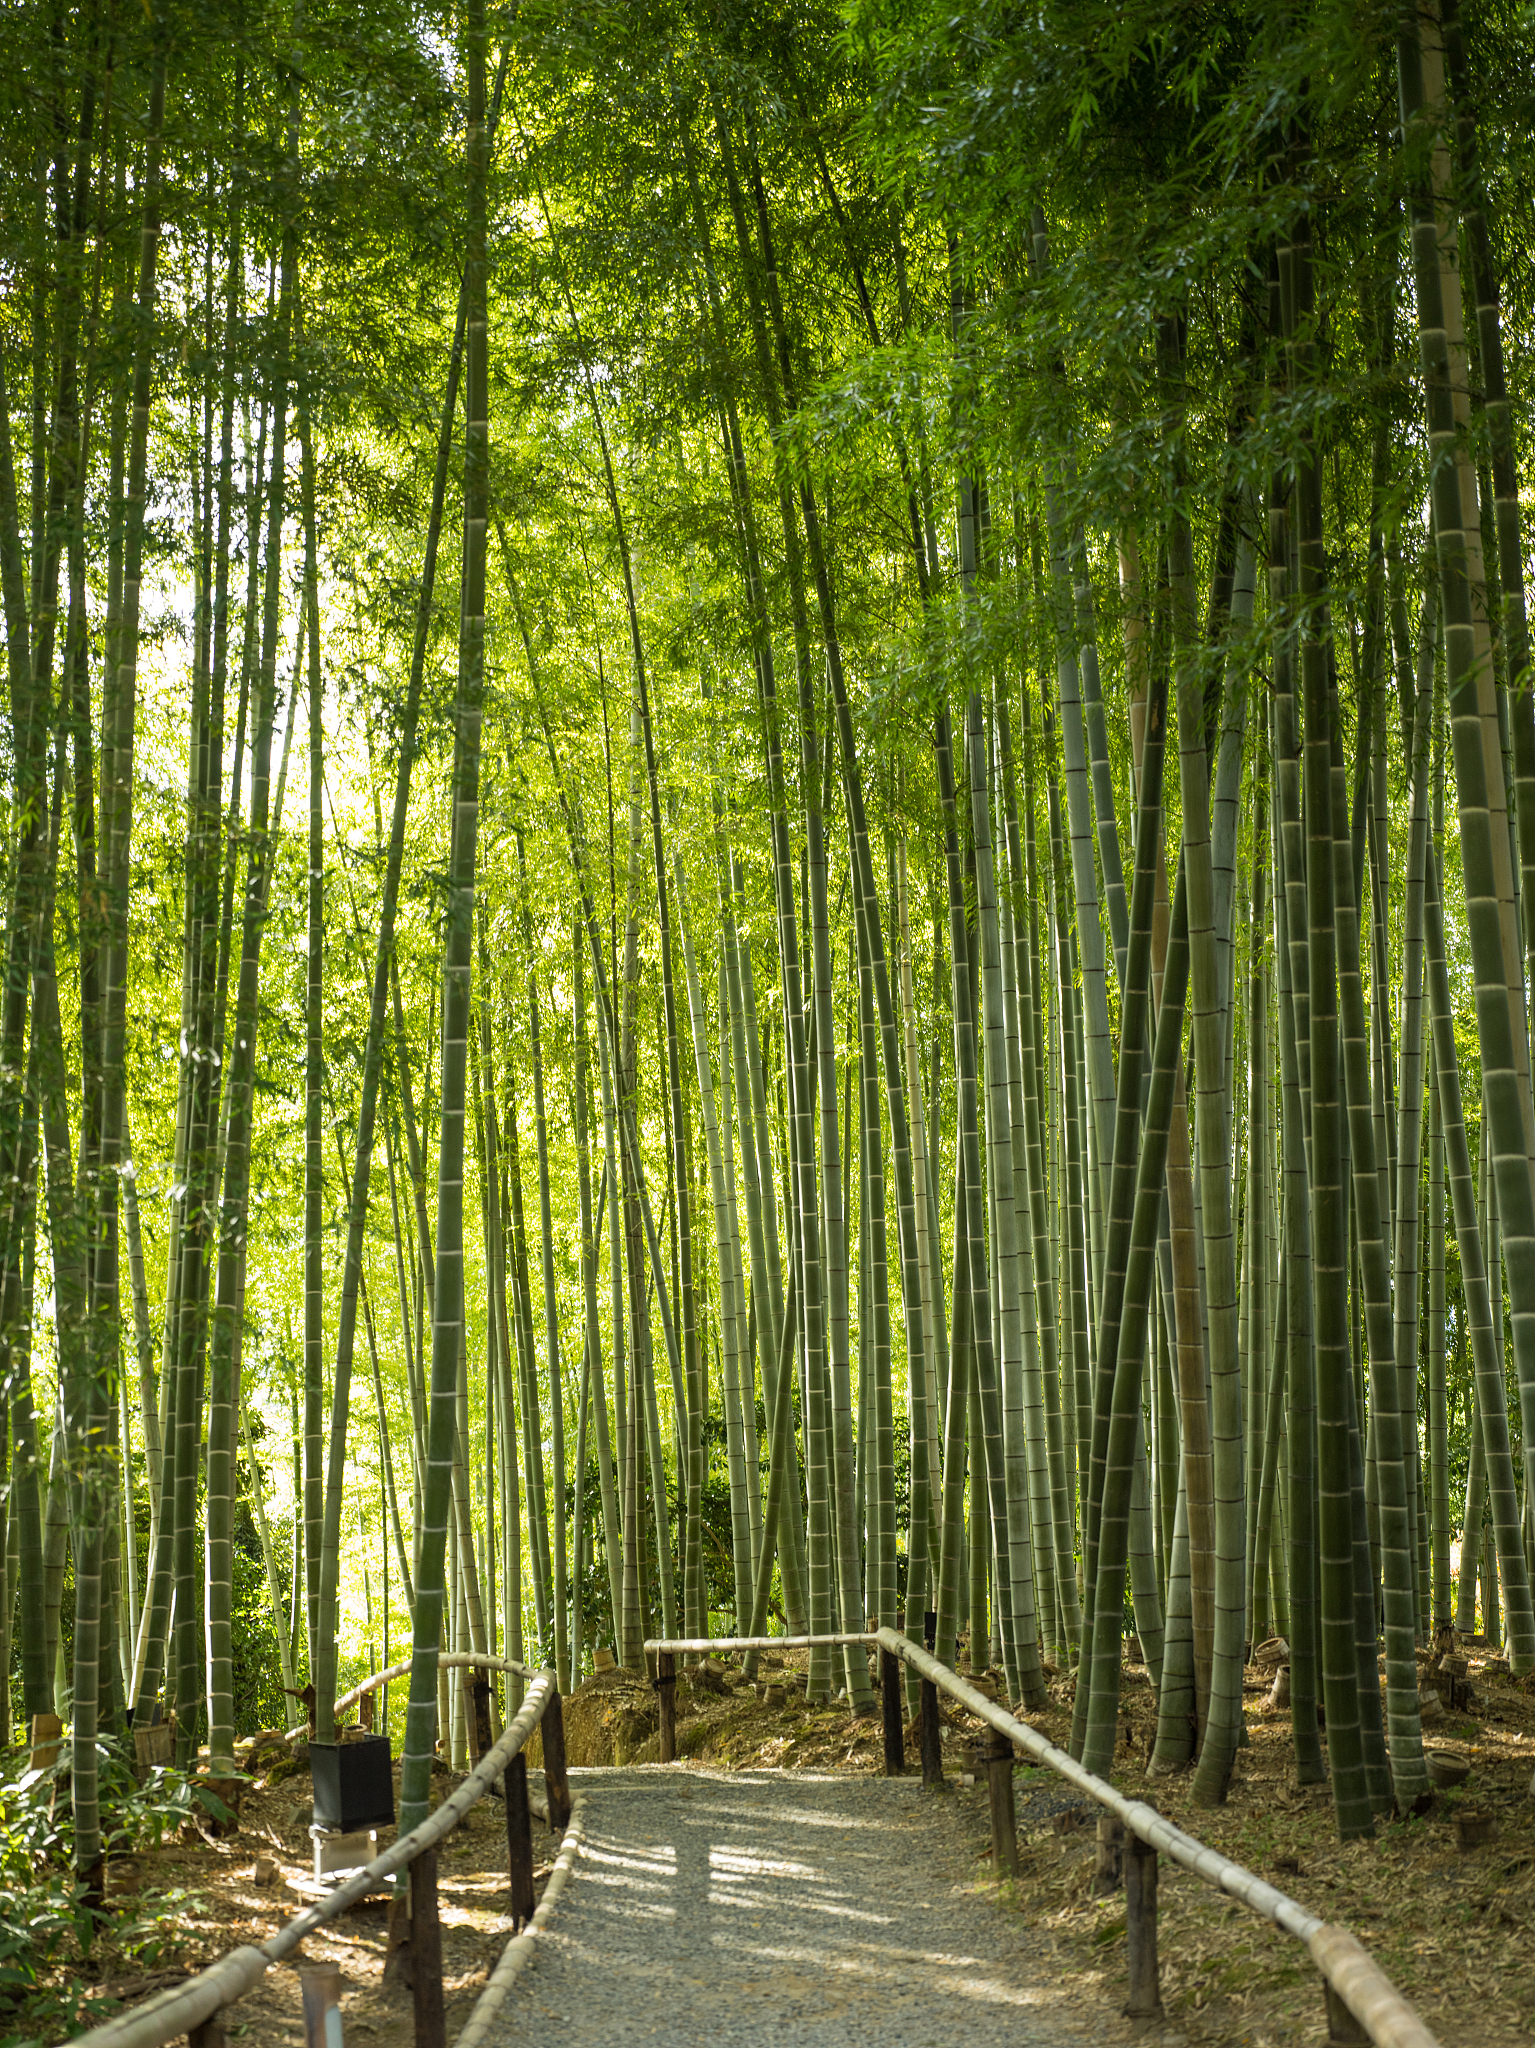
0 1742 238 2047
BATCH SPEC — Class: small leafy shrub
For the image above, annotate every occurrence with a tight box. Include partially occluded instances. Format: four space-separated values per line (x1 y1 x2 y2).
0 1739 238 2046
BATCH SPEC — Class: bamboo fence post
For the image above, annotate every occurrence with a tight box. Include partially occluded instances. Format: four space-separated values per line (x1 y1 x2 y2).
300 1968 341 2048
409 1847 444 2048
919 1665 943 1789
984 1732 1018 1878
505 1752 535 1930
543 1689 572 1830
463 1672 492 1766
657 1650 677 1763
1325 1982 1370 2047
1095 1814 1124 1894
880 1647 905 1776
1124 1831 1162 2020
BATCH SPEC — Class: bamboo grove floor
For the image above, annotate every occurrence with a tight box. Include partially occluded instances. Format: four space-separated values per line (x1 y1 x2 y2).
60 1642 1535 2048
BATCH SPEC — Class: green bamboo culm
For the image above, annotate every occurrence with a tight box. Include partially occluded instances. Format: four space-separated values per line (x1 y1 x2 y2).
1079 620 1173 1777
1288 192 1374 1840
398 0 488 1837
1162 377 1245 1809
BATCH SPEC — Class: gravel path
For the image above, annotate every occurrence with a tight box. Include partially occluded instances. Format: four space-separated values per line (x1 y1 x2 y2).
492 1766 1113 2046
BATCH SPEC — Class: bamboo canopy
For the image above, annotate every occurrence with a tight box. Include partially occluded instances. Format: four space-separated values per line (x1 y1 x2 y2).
0 0 1533 1915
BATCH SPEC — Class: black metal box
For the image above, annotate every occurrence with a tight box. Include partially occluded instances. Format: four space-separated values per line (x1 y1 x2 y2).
310 1735 395 1831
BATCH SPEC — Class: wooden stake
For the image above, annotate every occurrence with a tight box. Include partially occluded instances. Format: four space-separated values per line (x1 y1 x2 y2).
409 1848 445 2048
1123 1831 1162 2021
505 1751 536 1930
657 1650 677 1764
879 1648 905 1776
543 1689 572 1831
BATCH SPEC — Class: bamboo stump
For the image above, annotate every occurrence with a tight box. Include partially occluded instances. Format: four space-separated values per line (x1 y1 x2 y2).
1455 1810 1496 1852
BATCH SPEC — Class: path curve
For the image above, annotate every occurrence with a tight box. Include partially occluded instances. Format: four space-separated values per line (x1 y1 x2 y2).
488 1766 1104 2047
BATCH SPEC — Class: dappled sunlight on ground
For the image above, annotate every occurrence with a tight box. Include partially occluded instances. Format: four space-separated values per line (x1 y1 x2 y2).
500 1768 1099 2046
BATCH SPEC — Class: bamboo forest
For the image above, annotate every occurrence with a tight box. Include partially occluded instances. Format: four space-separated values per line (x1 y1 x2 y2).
5 0 1535 2026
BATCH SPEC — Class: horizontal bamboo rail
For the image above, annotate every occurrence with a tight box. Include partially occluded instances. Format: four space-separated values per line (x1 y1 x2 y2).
453 1787 588 2048
73 1668 573 2048
645 1628 1443 2048
283 1651 539 1740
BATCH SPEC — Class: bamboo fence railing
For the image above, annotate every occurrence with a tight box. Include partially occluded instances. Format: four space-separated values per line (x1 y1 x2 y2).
72 1628 1441 2048
71 1659 572 2048
645 1630 1443 2048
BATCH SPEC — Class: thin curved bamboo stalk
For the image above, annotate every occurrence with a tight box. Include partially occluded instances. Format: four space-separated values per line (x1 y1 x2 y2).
1002 686 1080 1654
1272 698 1326 1786
1078 615 1171 1767
574 924 622 1650
1281 195 1374 1835
968 695 1042 1701
1399 15 1535 1683
518 832 569 1691
673 848 754 1620
1422 844 1535 1662
1084 850 1187 1779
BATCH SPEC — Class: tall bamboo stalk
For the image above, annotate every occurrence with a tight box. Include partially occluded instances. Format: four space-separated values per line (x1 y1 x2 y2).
398 0 487 1836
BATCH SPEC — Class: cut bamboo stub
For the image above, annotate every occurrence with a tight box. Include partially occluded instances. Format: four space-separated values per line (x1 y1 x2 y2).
1454 1811 1496 1852
1422 1745 1471 1789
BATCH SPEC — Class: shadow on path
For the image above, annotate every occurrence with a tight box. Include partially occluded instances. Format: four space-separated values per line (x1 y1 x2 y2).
496 1767 1103 2046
